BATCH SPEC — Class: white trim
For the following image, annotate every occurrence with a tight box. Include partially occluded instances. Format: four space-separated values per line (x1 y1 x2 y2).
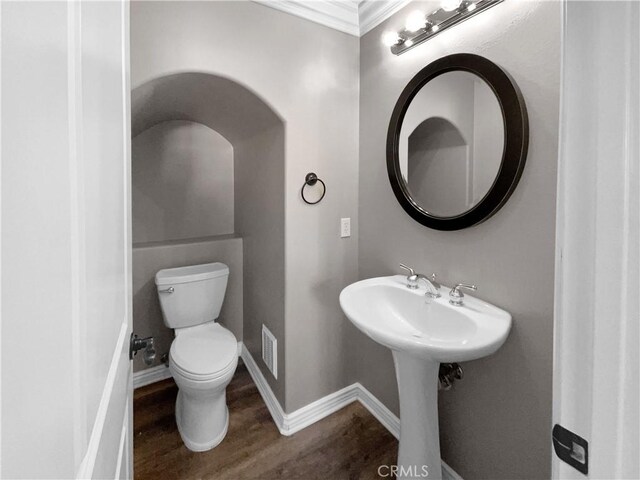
243 343 358 435
358 0 412 36
441 462 464 480
68 0 88 467
253 0 360 36
356 383 400 438
133 364 172 389
76 321 128 479
283 383 359 434
0 1 3 469
251 0 410 37
552 2 639 478
240 343 287 433
133 342 462 478
121 2 134 476
240 343 462 479
113 414 127 480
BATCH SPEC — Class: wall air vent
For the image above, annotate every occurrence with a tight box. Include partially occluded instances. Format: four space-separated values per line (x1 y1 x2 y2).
261 324 278 379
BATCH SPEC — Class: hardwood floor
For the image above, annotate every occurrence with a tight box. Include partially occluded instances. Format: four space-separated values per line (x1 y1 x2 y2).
134 363 398 480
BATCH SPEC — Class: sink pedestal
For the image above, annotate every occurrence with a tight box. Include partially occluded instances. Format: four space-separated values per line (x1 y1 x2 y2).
393 351 442 480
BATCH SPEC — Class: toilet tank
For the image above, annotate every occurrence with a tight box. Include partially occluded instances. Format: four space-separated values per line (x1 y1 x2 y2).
155 262 229 329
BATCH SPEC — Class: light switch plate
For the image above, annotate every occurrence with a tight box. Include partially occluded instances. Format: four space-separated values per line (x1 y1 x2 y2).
341 218 351 238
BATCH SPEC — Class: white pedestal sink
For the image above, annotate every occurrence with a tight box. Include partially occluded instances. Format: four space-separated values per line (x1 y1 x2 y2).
340 275 511 479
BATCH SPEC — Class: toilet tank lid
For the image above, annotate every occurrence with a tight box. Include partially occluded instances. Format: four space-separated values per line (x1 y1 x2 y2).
155 262 229 286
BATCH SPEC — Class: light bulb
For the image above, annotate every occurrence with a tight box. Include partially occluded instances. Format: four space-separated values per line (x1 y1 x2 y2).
405 39 414 47
431 24 440 32
405 11 426 32
441 0 462 11
382 31 401 47
467 2 477 11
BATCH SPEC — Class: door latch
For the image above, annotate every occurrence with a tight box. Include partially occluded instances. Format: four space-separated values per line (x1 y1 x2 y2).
552 424 588 475
129 333 156 366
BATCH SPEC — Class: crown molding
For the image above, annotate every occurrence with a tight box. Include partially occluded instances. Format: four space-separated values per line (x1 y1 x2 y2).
253 0 412 37
254 0 361 36
359 0 412 35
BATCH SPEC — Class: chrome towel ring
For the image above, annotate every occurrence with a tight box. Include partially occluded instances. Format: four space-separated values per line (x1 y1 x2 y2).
301 172 326 205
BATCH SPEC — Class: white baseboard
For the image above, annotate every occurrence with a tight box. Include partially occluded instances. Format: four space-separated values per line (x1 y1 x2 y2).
441 462 464 480
133 364 172 389
136 342 462 479
356 382 401 438
242 342 362 435
240 343 288 433
239 343 463 480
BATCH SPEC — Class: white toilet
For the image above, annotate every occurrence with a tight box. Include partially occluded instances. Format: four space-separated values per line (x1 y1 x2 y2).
155 262 238 452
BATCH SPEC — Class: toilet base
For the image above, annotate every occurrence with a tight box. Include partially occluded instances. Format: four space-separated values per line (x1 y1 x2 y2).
175 390 230 452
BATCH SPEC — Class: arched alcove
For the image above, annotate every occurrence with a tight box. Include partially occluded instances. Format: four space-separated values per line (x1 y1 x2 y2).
132 72 284 141
133 120 235 243
131 73 286 403
407 117 470 217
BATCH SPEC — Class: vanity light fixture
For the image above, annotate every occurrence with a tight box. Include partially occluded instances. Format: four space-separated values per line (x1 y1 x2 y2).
385 0 504 55
405 10 427 32
382 31 403 47
440 0 463 12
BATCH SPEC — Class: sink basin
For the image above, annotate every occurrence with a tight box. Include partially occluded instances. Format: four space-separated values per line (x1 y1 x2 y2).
340 275 511 479
340 275 511 363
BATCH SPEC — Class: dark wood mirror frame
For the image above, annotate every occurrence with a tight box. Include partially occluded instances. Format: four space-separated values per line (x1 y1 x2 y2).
386 53 529 231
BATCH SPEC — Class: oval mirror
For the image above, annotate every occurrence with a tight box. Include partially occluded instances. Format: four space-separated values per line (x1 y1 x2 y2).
387 53 528 231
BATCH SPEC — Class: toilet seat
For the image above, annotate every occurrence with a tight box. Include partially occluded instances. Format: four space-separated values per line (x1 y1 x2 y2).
170 323 237 381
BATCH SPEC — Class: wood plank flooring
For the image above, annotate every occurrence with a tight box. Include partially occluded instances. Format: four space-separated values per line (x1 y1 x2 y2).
134 363 398 479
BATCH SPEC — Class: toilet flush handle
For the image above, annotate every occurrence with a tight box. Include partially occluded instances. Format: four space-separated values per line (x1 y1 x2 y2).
158 287 174 294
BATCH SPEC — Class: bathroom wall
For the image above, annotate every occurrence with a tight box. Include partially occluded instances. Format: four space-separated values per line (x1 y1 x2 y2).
354 1 560 478
131 1 359 411
132 120 235 244
234 124 286 397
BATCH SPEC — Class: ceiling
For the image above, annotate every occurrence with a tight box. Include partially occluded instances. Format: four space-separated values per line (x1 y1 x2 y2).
252 0 413 36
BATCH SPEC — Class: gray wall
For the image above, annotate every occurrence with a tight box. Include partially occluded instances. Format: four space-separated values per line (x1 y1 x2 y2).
354 1 560 478
234 125 286 402
131 1 360 412
132 120 234 244
132 236 243 372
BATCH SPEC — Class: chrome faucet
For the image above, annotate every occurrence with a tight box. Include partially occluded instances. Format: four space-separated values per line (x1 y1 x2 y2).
417 274 441 298
449 283 477 306
399 264 441 298
399 264 419 289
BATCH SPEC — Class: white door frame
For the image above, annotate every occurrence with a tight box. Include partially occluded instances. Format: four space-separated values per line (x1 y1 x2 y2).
553 1 639 478
73 1 133 477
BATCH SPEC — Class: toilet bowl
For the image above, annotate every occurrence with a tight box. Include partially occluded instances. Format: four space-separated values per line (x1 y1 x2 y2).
155 262 238 452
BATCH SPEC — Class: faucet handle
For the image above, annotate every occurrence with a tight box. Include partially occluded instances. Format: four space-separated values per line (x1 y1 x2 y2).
399 263 419 290
399 263 416 276
449 283 477 306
